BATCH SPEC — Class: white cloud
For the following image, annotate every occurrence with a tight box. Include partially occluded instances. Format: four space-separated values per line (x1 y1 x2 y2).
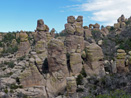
72 0 131 26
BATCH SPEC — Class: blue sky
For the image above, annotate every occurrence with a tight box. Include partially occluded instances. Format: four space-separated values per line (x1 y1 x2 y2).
0 0 131 32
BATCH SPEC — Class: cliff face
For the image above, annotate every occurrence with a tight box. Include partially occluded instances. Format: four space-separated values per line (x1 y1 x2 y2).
0 15 131 98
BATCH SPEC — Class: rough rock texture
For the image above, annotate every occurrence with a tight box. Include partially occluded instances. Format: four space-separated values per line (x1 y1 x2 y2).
16 32 31 57
67 16 75 24
116 49 129 73
70 52 83 75
65 35 84 53
35 40 47 60
50 28 55 38
84 43 105 77
48 39 68 74
66 77 77 94
46 39 70 97
19 58 45 87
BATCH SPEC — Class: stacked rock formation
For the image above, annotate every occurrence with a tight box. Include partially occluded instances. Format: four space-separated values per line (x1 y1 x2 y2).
83 43 105 77
114 15 126 30
66 77 77 95
65 16 85 53
116 49 129 73
16 32 31 57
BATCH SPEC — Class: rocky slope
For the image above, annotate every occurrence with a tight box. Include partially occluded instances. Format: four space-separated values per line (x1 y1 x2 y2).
0 15 131 98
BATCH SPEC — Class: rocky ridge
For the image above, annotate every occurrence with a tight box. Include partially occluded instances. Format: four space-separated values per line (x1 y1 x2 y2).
0 15 131 98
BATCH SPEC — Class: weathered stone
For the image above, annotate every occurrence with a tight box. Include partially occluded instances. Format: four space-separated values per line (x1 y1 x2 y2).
116 49 129 73
83 26 89 29
75 26 84 36
50 28 55 38
76 16 83 22
16 32 30 57
70 53 83 75
19 60 45 87
114 23 120 29
35 40 47 60
84 43 105 76
19 32 28 42
120 22 126 28
11 39 17 46
47 39 68 74
84 29 92 38
101 28 109 36
65 35 84 53
65 23 75 35
67 16 75 24
66 77 77 94
36 19 46 31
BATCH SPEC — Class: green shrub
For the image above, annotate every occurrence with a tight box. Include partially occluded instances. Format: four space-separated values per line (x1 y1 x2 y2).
10 84 23 89
6 61 15 68
76 74 83 85
80 67 87 78
83 90 131 98
10 89 14 93
76 88 84 92
4 88 8 94
110 26 115 31
2 33 16 43
17 56 25 61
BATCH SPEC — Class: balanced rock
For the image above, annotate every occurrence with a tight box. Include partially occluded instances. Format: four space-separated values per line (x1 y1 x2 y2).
116 49 129 73
67 16 75 24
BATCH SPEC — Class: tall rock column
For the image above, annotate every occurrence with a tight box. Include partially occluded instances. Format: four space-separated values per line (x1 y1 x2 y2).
16 32 31 57
83 43 105 77
46 39 69 97
116 49 129 73
65 16 84 53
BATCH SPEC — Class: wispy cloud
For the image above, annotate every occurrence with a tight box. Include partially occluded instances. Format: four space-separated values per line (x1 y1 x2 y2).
68 0 131 26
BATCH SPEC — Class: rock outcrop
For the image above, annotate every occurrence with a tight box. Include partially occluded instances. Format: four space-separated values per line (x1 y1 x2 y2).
116 49 129 73
83 43 105 77
16 32 31 57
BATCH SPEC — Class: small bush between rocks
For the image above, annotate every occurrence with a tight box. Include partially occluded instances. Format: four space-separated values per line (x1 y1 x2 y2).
76 74 83 85
83 90 131 98
4 61 15 68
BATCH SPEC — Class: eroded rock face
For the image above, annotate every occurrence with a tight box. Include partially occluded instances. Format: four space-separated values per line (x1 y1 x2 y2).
20 58 45 87
70 52 83 75
47 39 68 74
35 40 47 60
16 32 31 57
84 43 105 77
65 35 84 53
67 16 75 24
66 77 77 94
50 28 55 38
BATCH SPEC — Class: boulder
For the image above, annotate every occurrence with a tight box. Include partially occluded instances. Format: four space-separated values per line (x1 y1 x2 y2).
66 77 77 94
65 23 75 35
36 19 46 31
70 52 83 75
35 40 47 60
19 58 45 87
84 43 105 77
67 16 75 24
65 35 84 53
47 39 68 74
